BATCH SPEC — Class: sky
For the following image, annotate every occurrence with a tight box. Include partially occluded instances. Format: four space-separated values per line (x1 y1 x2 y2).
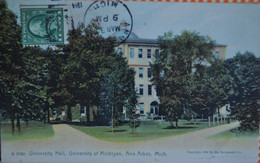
7 0 260 59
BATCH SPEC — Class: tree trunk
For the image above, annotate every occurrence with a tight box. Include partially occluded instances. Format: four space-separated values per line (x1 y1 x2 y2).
86 103 90 124
134 120 136 134
47 108 50 123
26 120 29 127
175 119 178 129
11 116 15 134
16 114 21 133
43 112 46 124
192 114 195 124
170 120 174 128
67 106 72 122
111 105 114 133
93 109 97 124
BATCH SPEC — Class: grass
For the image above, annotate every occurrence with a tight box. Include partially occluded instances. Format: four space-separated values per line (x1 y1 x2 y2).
1 121 54 141
71 120 209 143
208 128 258 140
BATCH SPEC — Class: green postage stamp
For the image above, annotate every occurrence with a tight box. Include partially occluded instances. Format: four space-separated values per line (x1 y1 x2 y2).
21 7 64 45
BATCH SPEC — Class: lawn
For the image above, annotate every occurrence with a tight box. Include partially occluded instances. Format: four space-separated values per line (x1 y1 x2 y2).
208 128 258 140
71 120 210 143
1 121 54 141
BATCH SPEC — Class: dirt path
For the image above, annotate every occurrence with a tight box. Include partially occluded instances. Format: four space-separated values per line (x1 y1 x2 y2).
2 122 257 163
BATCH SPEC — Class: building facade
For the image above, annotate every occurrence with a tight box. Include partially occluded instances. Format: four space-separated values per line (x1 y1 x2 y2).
116 32 227 118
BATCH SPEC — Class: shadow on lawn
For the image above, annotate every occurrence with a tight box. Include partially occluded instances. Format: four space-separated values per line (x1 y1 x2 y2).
51 121 99 126
184 122 202 125
107 130 127 133
163 126 196 129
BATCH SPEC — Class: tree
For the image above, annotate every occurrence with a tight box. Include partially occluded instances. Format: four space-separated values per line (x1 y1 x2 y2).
151 31 215 128
128 114 141 134
21 46 54 124
0 0 24 133
224 52 260 131
199 59 234 117
97 54 138 128
0 1 53 132
56 25 106 122
57 24 138 125
47 47 67 118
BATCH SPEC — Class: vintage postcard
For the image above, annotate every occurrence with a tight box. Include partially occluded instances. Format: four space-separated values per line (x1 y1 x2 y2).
1 0 260 163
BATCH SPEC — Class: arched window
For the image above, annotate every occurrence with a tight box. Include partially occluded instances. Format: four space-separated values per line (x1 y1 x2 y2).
150 101 159 114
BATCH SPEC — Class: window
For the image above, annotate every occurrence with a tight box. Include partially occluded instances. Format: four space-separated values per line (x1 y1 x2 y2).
80 105 86 115
53 108 57 116
138 49 143 58
147 49 151 58
155 49 160 57
148 68 152 78
139 68 143 78
130 48 134 58
215 51 219 59
139 84 143 95
148 85 152 95
139 103 144 115
117 48 123 55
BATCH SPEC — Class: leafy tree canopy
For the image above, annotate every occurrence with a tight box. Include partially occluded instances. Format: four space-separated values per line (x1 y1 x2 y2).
152 31 215 128
224 52 260 131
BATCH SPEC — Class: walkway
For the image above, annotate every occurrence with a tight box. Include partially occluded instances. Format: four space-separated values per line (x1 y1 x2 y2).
2 122 257 163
